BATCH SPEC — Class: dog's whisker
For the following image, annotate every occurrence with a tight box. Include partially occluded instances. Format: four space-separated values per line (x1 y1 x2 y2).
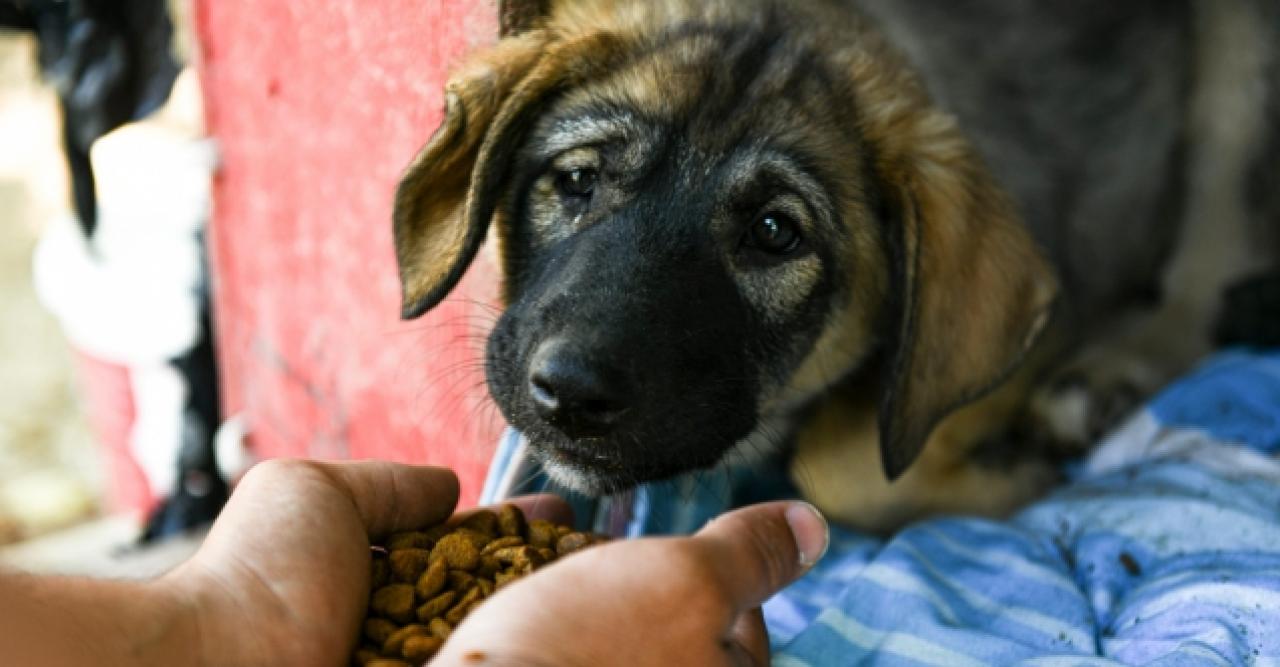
425 374 491 425
386 311 501 333
441 296 505 314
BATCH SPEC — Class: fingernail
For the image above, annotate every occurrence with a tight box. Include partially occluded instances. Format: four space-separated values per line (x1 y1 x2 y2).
785 502 829 567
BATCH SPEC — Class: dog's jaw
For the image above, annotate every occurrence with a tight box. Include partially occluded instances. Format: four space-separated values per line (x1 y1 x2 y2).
525 418 799 495
541 459 611 495
723 412 800 468
537 450 645 496
520 424 747 495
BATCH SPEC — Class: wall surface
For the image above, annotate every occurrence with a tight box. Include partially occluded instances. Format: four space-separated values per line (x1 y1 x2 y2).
196 1 504 505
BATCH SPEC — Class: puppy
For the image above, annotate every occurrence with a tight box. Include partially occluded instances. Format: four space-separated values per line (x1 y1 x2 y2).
393 0 1280 532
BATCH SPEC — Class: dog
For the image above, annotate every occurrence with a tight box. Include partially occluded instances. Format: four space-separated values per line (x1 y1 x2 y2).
392 0 1279 532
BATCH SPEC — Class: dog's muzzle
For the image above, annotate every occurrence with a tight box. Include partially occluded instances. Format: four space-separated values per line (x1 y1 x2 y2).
528 338 634 440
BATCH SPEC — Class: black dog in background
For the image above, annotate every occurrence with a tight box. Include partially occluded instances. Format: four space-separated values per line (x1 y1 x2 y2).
0 0 178 236
2 0 225 542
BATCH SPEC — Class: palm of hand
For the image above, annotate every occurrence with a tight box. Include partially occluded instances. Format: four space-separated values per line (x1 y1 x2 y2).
168 461 459 666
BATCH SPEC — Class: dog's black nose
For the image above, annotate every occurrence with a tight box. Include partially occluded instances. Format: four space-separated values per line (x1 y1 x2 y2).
529 340 631 439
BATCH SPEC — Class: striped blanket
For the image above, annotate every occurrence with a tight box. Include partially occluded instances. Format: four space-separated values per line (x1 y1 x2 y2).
481 351 1280 665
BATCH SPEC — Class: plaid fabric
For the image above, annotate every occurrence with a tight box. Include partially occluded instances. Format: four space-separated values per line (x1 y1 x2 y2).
482 352 1280 665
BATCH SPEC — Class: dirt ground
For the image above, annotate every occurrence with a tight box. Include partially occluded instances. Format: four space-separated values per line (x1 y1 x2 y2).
0 34 101 544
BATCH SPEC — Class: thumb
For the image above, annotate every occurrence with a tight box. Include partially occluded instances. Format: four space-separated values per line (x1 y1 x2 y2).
307 460 460 537
693 501 829 611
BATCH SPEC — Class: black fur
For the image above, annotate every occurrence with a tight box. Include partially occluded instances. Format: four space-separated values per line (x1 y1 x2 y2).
488 29 847 492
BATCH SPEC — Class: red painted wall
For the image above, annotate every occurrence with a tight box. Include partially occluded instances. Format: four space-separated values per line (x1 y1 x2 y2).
195 2 504 506
74 353 150 515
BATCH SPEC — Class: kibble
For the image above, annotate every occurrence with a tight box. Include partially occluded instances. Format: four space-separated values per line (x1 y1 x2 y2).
458 510 499 537
370 584 416 625
415 590 456 623
414 559 447 600
402 635 444 663
497 504 526 538
386 532 432 551
363 618 398 646
389 549 432 583
429 533 481 571
364 660 412 667
383 625 429 656
556 532 593 556
527 520 558 549
351 504 606 666
427 618 452 640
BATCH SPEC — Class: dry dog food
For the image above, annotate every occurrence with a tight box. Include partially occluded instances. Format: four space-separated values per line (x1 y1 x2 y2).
352 504 606 666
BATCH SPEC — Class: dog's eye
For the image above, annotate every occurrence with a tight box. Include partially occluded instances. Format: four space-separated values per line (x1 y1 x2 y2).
745 213 802 255
556 169 598 198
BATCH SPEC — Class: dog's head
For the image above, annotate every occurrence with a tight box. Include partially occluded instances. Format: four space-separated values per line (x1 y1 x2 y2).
393 0 1057 494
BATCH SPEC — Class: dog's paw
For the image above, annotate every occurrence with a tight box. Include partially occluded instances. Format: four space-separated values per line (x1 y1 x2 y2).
1023 366 1152 456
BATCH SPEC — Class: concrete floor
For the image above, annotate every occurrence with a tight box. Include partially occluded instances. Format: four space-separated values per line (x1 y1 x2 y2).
0 515 202 577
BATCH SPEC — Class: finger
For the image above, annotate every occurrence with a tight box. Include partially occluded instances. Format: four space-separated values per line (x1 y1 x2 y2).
694 501 828 611
311 460 460 537
506 493 575 526
727 608 770 667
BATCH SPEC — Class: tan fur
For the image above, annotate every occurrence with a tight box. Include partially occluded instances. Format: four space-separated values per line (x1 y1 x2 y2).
779 46 1060 525
765 217 887 416
733 4 1058 486
395 27 643 314
851 55 1058 477
793 336 1065 533
397 0 1061 530
393 32 549 316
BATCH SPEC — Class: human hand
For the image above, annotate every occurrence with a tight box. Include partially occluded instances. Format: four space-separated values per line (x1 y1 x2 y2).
434 501 829 667
5 459 819 667
157 459 568 667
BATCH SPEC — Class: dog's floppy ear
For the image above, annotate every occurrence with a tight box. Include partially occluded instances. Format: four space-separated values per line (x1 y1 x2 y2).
394 26 588 317
393 32 549 319
869 105 1059 480
394 26 629 319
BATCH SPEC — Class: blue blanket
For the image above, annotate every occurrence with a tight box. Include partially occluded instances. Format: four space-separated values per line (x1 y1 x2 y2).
481 351 1280 665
